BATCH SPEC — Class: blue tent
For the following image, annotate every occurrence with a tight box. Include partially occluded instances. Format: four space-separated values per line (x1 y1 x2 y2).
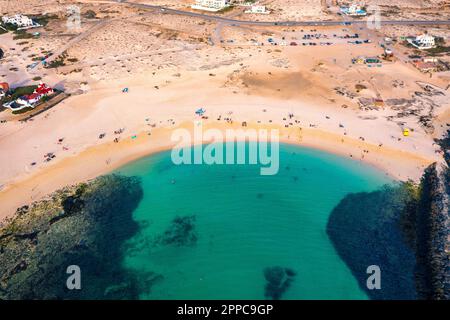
195 108 205 115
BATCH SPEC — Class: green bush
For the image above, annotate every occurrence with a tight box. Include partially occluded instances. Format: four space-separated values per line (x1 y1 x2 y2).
13 30 34 40
12 107 34 114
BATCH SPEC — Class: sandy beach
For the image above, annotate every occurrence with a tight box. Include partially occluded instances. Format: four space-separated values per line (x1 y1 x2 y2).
0 69 443 222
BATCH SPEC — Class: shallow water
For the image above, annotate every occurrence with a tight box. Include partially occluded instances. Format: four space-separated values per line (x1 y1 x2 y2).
114 143 392 299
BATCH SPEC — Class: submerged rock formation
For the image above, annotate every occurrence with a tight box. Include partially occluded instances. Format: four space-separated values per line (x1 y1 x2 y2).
327 184 418 299
0 174 163 300
156 215 198 247
263 266 296 300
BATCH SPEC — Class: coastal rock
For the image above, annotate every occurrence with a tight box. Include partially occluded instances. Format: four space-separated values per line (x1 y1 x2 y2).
417 130 450 300
263 266 296 300
0 174 156 300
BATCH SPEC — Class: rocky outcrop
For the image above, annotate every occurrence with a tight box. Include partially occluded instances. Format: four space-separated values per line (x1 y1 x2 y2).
414 130 450 299
414 163 449 299
0 174 163 300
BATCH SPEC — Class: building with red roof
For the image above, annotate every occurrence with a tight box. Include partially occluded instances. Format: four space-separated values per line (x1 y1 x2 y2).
16 83 54 108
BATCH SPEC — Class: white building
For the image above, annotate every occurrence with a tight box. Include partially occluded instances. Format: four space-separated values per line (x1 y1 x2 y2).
245 5 270 14
191 0 229 12
1 14 37 28
408 34 435 50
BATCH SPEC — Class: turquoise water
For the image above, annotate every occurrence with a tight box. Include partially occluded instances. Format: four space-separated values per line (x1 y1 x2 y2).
115 143 392 299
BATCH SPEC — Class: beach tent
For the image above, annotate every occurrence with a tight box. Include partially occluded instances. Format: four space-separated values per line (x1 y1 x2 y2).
403 128 410 137
122 87 129 93
195 108 205 116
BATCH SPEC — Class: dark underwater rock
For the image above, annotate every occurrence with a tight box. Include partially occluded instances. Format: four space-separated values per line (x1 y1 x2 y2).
327 184 418 299
263 266 296 300
157 215 197 247
61 195 85 215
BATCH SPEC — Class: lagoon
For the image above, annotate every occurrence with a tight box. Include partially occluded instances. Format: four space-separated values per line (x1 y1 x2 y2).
115 143 393 299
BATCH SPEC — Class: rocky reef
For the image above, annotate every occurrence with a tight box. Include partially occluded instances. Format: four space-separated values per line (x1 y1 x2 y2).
0 174 164 300
156 215 198 247
327 184 418 299
263 266 296 300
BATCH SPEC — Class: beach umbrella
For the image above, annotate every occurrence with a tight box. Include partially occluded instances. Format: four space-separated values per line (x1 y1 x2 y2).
122 87 129 93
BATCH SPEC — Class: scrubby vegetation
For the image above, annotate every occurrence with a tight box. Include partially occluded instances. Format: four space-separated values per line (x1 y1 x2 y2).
12 30 34 40
1 85 37 105
45 52 68 69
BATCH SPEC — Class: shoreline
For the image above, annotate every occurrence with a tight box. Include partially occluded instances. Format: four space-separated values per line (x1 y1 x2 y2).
0 121 435 223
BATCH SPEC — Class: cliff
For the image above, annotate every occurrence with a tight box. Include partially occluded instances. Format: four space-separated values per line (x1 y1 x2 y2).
414 130 450 299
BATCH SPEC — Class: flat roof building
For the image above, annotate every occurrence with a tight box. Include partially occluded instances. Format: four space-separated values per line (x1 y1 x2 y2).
191 0 230 12
1 14 38 28
408 34 435 50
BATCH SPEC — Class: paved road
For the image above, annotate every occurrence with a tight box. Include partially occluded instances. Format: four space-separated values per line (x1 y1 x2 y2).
122 1 450 27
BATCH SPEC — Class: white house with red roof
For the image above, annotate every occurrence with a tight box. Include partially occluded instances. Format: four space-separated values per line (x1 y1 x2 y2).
15 83 54 109
35 82 54 96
